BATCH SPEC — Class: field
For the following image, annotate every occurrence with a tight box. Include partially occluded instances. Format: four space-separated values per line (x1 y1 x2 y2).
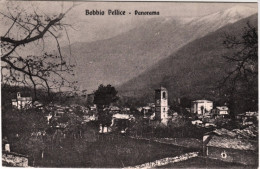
35 134 194 168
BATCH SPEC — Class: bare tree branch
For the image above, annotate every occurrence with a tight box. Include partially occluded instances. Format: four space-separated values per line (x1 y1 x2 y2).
1 3 77 98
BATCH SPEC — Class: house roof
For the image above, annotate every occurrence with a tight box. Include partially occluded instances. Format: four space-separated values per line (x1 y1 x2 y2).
212 128 237 138
206 127 257 139
192 100 213 103
143 106 151 110
207 135 257 151
113 113 132 119
155 86 167 91
245 111 258 116
17 97 32 101
216 106 229 111
110 106 120 111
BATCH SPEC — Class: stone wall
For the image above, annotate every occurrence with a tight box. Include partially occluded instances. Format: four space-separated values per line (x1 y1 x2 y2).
2 152 28 167
129 136 201 149
207 146 258 165
126 152 199 168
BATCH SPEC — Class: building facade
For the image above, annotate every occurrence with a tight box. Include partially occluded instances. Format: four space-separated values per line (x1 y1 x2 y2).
11 92 32 109
191 100 213 114
203 135 257 165
155 86 168 122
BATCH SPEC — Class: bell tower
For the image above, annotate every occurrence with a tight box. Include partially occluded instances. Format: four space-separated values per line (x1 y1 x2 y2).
155 86 168 122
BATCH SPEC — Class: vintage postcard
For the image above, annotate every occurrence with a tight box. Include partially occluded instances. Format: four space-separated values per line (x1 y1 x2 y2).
0 0 258 168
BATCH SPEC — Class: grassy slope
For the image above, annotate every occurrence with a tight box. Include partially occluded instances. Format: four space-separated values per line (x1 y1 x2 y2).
36 135 190 168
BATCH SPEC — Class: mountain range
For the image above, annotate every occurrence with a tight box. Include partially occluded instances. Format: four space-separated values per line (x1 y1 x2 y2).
61 6 257 102
118 13 257 104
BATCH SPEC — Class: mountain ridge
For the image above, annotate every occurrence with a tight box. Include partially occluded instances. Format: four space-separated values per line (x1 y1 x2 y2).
117 14 257 104
61 6 257 93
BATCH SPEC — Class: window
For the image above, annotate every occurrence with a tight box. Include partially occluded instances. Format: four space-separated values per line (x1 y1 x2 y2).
221 151 227 159
156 100 160 104
162 92 166 99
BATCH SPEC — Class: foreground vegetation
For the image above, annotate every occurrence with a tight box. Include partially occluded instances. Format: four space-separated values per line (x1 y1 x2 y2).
21 134 192 167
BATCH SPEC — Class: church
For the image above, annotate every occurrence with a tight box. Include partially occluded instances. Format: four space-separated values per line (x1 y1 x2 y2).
11 92 32 110
154 86 169 125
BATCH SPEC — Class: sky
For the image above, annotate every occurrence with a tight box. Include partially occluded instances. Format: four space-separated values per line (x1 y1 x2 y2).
0 1 257 46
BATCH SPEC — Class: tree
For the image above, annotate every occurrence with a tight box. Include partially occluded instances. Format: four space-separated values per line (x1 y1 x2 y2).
2 107 48 138
26 135 46 166
63 112 84 139
180 97 191 108
93 84 119 109
219 22 258 117
93 84 118 131
0 2 77 99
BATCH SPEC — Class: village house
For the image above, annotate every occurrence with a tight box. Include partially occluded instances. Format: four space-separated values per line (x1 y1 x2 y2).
109 106 121 114
137 107 143 112
142 106 153 118
90 104 97 111
147 102 155 108
245 111 258 117
190 105 230 128
191 119 203 126
137 103 155 118
236 111 258 126
54 108 65 118
111 113 135 133
210 106 229 119
99 113 135 134
82 110 97 123
123 107 130 111
203 128 258 166
33 101 43 109
216 106 229 115
191 100 213 115
11 92 32 109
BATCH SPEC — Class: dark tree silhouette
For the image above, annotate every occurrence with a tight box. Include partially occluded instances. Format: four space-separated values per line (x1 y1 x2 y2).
94 84 119 109
219 22 258 117
0 2 77 99
94 84 119 129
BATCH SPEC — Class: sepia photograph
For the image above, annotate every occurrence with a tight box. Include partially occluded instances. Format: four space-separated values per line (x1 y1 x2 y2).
0 0 258 168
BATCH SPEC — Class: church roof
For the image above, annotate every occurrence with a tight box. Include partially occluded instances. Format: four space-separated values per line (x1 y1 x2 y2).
155 86 167 91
